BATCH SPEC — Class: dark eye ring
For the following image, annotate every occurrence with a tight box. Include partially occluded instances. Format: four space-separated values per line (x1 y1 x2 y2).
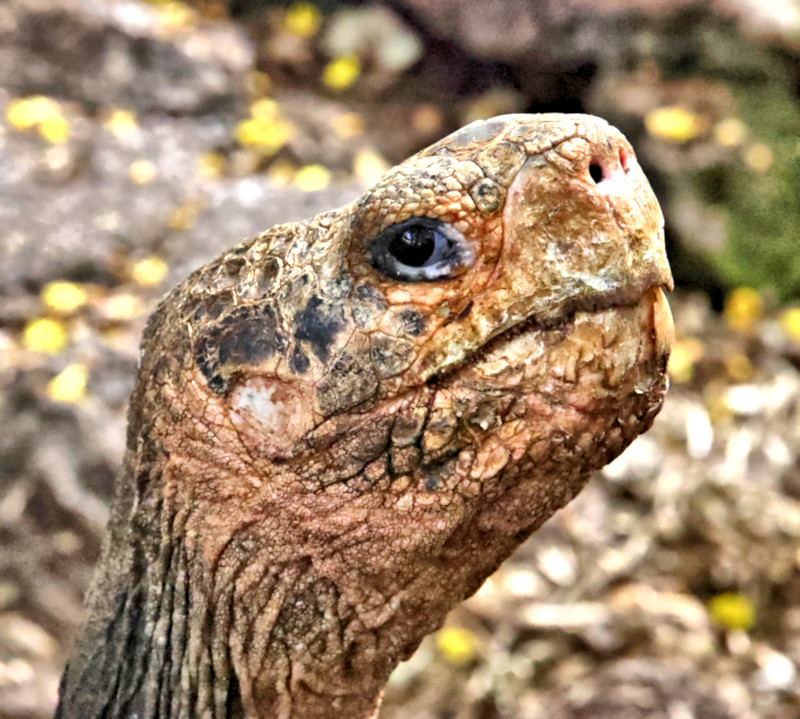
368 217 475 282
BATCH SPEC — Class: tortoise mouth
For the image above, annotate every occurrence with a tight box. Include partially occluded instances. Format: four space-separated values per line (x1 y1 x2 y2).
443 285 673 387
469 285 675 364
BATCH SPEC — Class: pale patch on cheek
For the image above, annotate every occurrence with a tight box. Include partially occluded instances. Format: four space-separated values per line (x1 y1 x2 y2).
228 376 316 459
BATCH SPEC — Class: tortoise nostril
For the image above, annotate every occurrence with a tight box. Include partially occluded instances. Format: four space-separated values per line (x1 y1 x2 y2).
589 147 630 185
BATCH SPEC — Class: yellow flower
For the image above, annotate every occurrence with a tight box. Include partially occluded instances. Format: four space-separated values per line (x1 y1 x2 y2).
157 1 195 29
38 114 71 143
6 95 71 143
283 3 322 38
234 116 293 155
47 364 88 404
435 626 479 666
667 338 704 384
294 164 331 192
7 96 58 130
724 287 763 332
250 98 279 119
128 159 158 185
23 318 68 354
102 293 146 322
104 108 138 137
130 256 168 286
323 55 361 91
708 592 755 632
41 281 88 314
645 106 706 144
779 307 800 342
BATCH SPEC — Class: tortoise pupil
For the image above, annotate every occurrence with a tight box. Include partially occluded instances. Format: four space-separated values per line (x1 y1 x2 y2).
388 228 436 267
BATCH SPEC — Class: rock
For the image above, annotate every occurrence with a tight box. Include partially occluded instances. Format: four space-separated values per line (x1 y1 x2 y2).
164 175 363 285
0 0 252 114
0 110 224 293
392 0 695 64
322 6 423 76
391 0 543 62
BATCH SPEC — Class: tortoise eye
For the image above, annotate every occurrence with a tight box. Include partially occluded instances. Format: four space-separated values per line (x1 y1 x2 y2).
369 217 475 282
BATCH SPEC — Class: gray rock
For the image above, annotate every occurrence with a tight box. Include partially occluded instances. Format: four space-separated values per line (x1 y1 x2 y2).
0 0 252 114
391 0 696 64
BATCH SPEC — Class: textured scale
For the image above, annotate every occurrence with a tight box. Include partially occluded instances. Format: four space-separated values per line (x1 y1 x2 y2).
57 114 674 719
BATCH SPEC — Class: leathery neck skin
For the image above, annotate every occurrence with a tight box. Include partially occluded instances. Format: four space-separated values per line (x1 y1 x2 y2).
57 113 673 719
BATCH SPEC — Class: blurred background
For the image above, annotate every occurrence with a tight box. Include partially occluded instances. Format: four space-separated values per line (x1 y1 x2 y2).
1 0 799 717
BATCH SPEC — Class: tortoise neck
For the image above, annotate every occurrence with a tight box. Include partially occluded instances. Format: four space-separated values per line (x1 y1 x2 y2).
56 455 221 718
56 451 387 719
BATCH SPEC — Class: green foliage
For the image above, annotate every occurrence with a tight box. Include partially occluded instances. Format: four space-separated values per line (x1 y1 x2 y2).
703 84 800 302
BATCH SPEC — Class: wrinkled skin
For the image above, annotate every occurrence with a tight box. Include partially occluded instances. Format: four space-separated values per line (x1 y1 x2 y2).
57 114 673 719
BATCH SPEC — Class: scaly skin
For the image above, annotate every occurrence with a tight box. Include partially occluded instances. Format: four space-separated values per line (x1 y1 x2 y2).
57 114 674 719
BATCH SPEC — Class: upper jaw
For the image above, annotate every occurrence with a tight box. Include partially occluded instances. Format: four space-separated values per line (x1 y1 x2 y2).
462 285 674 392
488 262 674 345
